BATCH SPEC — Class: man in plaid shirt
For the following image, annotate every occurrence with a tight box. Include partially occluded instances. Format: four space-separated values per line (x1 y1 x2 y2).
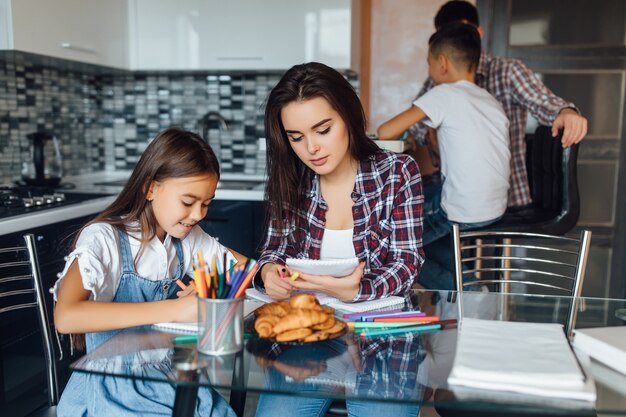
407 0 588 208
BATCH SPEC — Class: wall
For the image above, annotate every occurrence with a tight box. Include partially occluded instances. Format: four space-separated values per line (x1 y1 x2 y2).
0 50 358 182
368 0 467 134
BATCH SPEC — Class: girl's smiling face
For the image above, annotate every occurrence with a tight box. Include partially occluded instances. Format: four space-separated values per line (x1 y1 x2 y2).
147 173 218 241
281 96 354 177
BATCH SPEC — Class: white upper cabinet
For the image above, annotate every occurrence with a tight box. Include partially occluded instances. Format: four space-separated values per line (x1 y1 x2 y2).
0 0 129 68
128 0 351 70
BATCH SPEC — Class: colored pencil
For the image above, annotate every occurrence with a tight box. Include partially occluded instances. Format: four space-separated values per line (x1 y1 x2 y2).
372 316 440 323
360 311 427 321
349 321 433 330
227 259 235 284
342 309 404 320
349 319 457 331
233 262 259 298
174 335 197 345
361 323 442 337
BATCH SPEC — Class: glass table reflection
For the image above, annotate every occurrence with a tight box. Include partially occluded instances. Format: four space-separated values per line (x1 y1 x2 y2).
69 291 626 417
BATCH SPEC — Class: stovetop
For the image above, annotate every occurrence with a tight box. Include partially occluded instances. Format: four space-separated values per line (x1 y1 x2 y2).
0 184 112 220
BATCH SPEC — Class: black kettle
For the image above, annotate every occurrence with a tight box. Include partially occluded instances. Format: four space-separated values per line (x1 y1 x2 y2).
21 131 63 187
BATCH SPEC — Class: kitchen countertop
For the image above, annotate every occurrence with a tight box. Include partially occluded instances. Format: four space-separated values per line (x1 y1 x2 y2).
2 195 117 235
0 171 266 235
64 171 266 201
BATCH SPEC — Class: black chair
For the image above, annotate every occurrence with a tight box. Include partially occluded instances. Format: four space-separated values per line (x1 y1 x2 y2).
479 125 580 235
0 235 58 416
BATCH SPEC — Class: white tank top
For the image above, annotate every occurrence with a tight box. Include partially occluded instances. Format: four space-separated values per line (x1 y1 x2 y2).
320 228 356 260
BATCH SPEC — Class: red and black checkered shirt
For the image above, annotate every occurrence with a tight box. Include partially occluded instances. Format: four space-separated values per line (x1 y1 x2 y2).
408 50 576 208
258 151 424 301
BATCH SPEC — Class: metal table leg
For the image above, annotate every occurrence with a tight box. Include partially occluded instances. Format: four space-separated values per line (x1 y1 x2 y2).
173 369 200 417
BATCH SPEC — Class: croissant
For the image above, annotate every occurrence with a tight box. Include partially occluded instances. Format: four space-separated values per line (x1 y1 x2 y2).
303 331 330 342
256 301 291 318
275 327 313 342
273 309 329 334
289 294 320 310
312 317 336 330
320 305 335 315
254 315 280 338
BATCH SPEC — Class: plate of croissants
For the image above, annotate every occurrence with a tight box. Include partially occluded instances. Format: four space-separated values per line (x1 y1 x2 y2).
250 294 348 344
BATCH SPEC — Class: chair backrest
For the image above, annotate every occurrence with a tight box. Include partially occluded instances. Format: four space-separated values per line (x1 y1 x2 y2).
525 126 580 235
0 234 59 406
452 224 592 337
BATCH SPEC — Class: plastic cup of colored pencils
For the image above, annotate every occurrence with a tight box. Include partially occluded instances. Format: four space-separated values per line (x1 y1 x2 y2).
197 296 244 355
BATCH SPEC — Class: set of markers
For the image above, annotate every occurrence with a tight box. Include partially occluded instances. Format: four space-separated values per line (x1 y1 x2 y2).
176 249 259 299
344 310 457 337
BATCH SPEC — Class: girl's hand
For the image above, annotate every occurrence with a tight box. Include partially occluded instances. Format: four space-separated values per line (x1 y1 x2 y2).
176 283 197 298
261 263 295 300
174 293 198 322
290 262 365 302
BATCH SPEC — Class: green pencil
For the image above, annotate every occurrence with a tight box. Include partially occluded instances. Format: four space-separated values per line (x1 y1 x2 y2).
174 335 198 345
349 321 432 330
360 323 442 337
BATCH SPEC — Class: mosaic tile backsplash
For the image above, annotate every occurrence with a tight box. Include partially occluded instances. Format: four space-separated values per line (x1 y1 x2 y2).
0 51 358 181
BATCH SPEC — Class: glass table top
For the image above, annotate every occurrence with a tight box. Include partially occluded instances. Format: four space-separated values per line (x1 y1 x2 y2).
70 290 626 415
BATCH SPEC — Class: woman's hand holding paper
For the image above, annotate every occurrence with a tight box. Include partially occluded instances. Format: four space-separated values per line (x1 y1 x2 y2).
290 262 365 302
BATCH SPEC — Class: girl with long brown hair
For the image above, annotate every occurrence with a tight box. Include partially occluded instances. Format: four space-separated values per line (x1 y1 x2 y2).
53 127 244 416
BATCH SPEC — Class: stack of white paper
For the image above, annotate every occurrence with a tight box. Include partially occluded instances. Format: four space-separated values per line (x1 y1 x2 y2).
447 318 596 403
573 326 626 375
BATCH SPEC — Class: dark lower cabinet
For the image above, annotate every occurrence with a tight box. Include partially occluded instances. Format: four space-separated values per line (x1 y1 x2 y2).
199 200 265 260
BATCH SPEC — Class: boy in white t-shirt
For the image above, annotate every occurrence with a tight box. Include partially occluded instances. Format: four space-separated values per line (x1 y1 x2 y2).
377 23 510 289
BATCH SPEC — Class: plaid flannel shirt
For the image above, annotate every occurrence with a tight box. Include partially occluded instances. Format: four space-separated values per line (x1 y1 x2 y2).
259 333 427 401
408 50 576 207
355 332 427 400
257 151 424 302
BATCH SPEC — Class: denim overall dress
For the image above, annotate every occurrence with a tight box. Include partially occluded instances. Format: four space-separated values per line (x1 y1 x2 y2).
57 228 235 417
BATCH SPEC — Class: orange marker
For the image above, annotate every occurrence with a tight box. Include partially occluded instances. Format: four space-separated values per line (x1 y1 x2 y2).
175 279 187 290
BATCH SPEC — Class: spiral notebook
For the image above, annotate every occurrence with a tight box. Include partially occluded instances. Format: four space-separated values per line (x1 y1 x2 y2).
245 288 404 314
153 322 202 334
286 257 359 277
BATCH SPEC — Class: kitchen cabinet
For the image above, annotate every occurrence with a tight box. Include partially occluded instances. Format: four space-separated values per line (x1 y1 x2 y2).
199 200 265 260
128 0 351 70
0 0 128 68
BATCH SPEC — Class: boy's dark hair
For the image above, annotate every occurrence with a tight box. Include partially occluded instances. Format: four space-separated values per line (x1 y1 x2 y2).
434 0 479 30
428 23 481 73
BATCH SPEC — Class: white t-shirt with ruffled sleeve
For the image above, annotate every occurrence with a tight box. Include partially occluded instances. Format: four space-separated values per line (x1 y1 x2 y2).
51 222 235 302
